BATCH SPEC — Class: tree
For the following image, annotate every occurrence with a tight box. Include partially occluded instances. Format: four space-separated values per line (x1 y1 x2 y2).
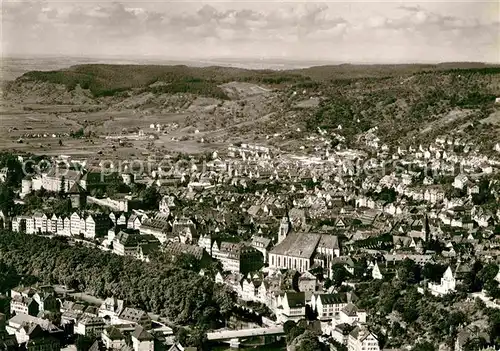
477 263 499 286
448 311 467 331
296 331 327 351
464 338 488 351
175 253 201 272
377 187 397 203
0 153 24 186
0 232 234 329
175 327 188 345
213 284 236 325
0 184 15 214
141 185 161 210
75 335 96 351
398 259 421 285
53 198 72 216
402 307 419 323
413 341 435 351
59 176 66 195
284 320 297 335
287 325 305 344
331 263 349 287
422 262 446 283
186 328 208 350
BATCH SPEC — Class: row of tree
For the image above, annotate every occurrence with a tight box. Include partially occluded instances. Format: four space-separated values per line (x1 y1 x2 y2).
0 232 236 331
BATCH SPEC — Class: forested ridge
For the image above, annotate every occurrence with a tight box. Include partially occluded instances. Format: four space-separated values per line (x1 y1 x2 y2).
5 63 500 151
0 231 235 329
13 63 500 98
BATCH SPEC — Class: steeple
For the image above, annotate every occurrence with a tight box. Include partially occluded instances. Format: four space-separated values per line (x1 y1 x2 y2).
423 214 430 242
278 214 291 244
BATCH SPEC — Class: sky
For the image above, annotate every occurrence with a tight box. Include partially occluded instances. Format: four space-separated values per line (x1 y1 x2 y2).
1 0 499 63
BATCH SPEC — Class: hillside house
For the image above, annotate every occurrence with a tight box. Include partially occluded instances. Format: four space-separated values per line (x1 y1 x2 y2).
276 292 306 322
347 325 380 351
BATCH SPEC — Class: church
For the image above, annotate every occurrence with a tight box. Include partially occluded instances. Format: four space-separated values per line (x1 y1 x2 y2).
268 216 340 277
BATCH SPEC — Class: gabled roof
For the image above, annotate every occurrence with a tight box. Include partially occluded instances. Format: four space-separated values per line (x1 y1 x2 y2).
270 232 320 259
341 303 361 316
318 293 348 305
131 325 154 341
349 324 377 342
89 340 105 351
252 235 272 248
317 234 339 250
68 182 85 194
284 292 305 308
105 326 125 340
164 242 205 261
119 307 149 323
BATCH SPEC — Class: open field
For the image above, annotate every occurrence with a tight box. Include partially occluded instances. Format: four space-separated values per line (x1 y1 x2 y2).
419 109 475 134
0 101 226 156
480 110 500 126
2 62 500 157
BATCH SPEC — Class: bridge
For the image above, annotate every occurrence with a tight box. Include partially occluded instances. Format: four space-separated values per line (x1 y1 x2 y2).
207 326 284 348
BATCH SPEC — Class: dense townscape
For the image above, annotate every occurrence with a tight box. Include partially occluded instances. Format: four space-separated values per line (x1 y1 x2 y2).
1 95 500 351
3 0 500 348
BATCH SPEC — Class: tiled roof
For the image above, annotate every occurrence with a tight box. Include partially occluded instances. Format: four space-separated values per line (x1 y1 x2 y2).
131 325 153 341
285 292 305 308
119 307 148 323
164 242 205 260
318 293 348 305
270 232 320 259
105 326 125 340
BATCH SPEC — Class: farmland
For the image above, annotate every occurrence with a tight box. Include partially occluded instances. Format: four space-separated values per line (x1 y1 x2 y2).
1 62 500 157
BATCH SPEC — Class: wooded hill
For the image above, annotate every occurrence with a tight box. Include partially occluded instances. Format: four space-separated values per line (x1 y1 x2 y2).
0 232 235 330
5 63 500 150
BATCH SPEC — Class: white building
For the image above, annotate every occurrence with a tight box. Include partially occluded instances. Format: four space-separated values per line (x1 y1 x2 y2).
372 262 383 280
70 212 81 235
131 326 154 351
275 292 306 323
339 303 367 325
428 266 456 296
311 293 349 320
347 325 380 351
452 174 468 190
101 326 126 350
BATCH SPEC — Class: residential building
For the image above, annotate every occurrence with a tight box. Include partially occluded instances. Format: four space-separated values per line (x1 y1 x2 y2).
211 241 264 274
70 212 81 236
276 292 306 322
84 214 110 240
112 231 158 257
372 262 383 280
311 293 351 320
347 325 379 351
98 297 124 323
75 316 106 336
251 236 272 263
298 271 317 293
339 303 367 325
131 326 154 351
101 326 126 350
118 308 152 329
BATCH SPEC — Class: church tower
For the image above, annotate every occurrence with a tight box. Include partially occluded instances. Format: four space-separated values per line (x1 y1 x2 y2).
423 214 430 242
278 215 291 244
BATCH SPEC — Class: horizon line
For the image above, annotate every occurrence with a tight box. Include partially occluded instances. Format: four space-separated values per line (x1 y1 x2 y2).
2 54 499 65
